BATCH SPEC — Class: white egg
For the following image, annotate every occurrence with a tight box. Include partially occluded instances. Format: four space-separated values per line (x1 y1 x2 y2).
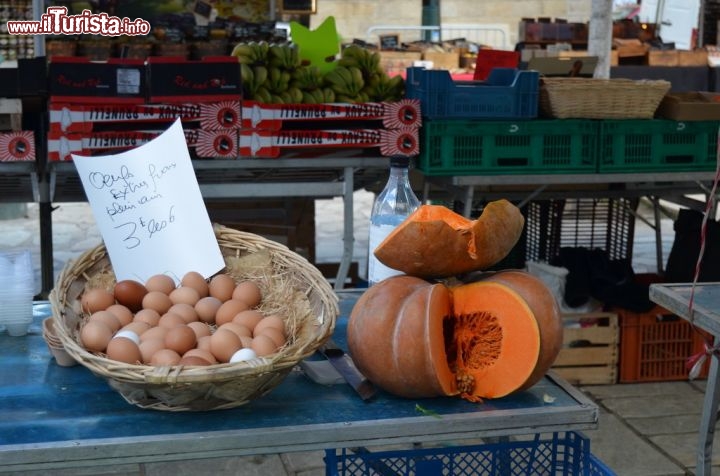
113 329 140 345
229 348 257 363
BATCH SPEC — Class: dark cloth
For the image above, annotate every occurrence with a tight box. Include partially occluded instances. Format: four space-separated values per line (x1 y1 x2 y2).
551 247 654 313
665 208 720 283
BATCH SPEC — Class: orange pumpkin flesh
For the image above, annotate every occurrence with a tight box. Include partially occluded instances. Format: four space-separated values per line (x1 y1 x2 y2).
373 200 524 278
347 271 560 401
483 271 564 392
449 281 540 400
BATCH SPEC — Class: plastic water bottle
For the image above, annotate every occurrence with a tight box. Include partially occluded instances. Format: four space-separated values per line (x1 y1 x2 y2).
367 156 420 286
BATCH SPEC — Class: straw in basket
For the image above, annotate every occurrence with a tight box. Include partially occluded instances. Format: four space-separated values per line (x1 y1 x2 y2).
539 77 672 119
50 224 339 411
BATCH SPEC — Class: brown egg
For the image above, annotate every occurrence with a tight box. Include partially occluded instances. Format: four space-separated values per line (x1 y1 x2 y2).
258 326 287 348
89 310 121 333
179 355 212 366
158 312 186 329
215 299 249 327
208 273 235 302
195 296 223 324
150 348 181 366
142 291 173 315
169 286 200 307
106 336 142 364
232 280 262 308
134 308 161 327
250 334 278 356
81 288 115 314
168 302 199 323
80 320 113 352
120 321 152 337
139 338 165 364
187 321 212 340
140 325 168 342
196 335 213 352
232 309 264 332
145 274 176 295
218 322 252 339
209 328 243 363
253 315 285 337
106 304 134 327
181 271 209 298
183 348 217 364
239 335 253 348
164 325 197 355
113 279 148 312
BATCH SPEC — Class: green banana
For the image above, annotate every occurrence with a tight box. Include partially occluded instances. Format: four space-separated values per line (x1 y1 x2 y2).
254 87 272 103
252 65 268 91
322 87 335 103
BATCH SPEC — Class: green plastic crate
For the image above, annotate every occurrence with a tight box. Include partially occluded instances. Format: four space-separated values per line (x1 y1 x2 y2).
418 119 598 176
598 119 720 173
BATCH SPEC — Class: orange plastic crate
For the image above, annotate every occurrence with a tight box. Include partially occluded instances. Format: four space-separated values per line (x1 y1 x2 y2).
618 304 710 382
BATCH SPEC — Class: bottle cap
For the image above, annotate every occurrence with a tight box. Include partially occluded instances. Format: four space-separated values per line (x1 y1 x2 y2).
389 156 410 168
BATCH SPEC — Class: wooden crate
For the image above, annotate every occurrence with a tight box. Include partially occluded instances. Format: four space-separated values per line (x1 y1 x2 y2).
551 312 619 385
678 49 708 66
422 50 460 70
379 51 422 76
648 49 679 66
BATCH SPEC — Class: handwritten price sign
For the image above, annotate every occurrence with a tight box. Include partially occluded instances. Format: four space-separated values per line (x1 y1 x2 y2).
73 119 225 283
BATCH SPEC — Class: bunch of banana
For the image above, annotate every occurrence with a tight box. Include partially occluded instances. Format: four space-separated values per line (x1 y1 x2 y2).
240 63 270 102
338 44 382 82
231 41 270 66
324 66 367 103
301 87 336 104
268 43 301 71
291 66 324 92
362 73 405 103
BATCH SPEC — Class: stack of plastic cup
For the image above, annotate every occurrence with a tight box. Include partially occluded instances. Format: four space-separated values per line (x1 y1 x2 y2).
0 249 35 336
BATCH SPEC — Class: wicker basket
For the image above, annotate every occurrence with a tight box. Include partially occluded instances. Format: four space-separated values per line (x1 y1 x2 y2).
539 77 671 119
50 224 339 411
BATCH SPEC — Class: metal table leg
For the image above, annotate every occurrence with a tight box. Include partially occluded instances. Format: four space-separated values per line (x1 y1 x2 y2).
697 337 720 475
334 166 355 291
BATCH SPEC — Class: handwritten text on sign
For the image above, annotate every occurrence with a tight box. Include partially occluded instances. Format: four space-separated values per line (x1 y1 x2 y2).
72 119 225 284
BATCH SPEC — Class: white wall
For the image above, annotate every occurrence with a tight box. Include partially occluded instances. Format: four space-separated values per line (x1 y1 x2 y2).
307 0 592 49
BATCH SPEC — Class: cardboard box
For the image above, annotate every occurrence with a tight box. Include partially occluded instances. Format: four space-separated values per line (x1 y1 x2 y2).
422 50 460 70
648 49 679 66
656 91 720 121
146 56 241 104
48 57 146 104
552 312 619 385
0 98 22 131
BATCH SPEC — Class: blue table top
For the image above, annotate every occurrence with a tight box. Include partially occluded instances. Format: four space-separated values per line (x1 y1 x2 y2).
0 291 598 471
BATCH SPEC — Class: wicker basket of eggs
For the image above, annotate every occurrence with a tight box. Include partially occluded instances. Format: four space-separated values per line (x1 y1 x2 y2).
50 224 338 411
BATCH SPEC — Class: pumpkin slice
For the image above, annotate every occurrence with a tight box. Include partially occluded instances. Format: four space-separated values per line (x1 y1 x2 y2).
347 270 561 401
450 281 540 400
373 200 525 279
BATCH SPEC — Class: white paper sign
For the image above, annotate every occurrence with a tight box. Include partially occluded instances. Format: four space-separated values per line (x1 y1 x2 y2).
72 119 225 284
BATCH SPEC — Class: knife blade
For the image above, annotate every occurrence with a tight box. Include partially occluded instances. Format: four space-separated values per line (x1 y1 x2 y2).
319 339 377 401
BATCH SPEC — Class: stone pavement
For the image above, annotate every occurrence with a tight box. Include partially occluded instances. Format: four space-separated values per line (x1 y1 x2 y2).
0 195 717 475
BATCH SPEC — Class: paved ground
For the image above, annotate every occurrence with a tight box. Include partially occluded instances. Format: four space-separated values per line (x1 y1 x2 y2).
0 194 716 475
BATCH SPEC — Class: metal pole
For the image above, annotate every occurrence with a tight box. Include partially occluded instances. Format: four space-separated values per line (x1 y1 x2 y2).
421 0 440 42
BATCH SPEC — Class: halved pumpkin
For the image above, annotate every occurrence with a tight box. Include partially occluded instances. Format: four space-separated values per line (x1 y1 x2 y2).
372 200 524 279
347 270 562 401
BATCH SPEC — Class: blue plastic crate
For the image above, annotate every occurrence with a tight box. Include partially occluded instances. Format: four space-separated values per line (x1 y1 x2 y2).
324 431 615 476
405 66 539 120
